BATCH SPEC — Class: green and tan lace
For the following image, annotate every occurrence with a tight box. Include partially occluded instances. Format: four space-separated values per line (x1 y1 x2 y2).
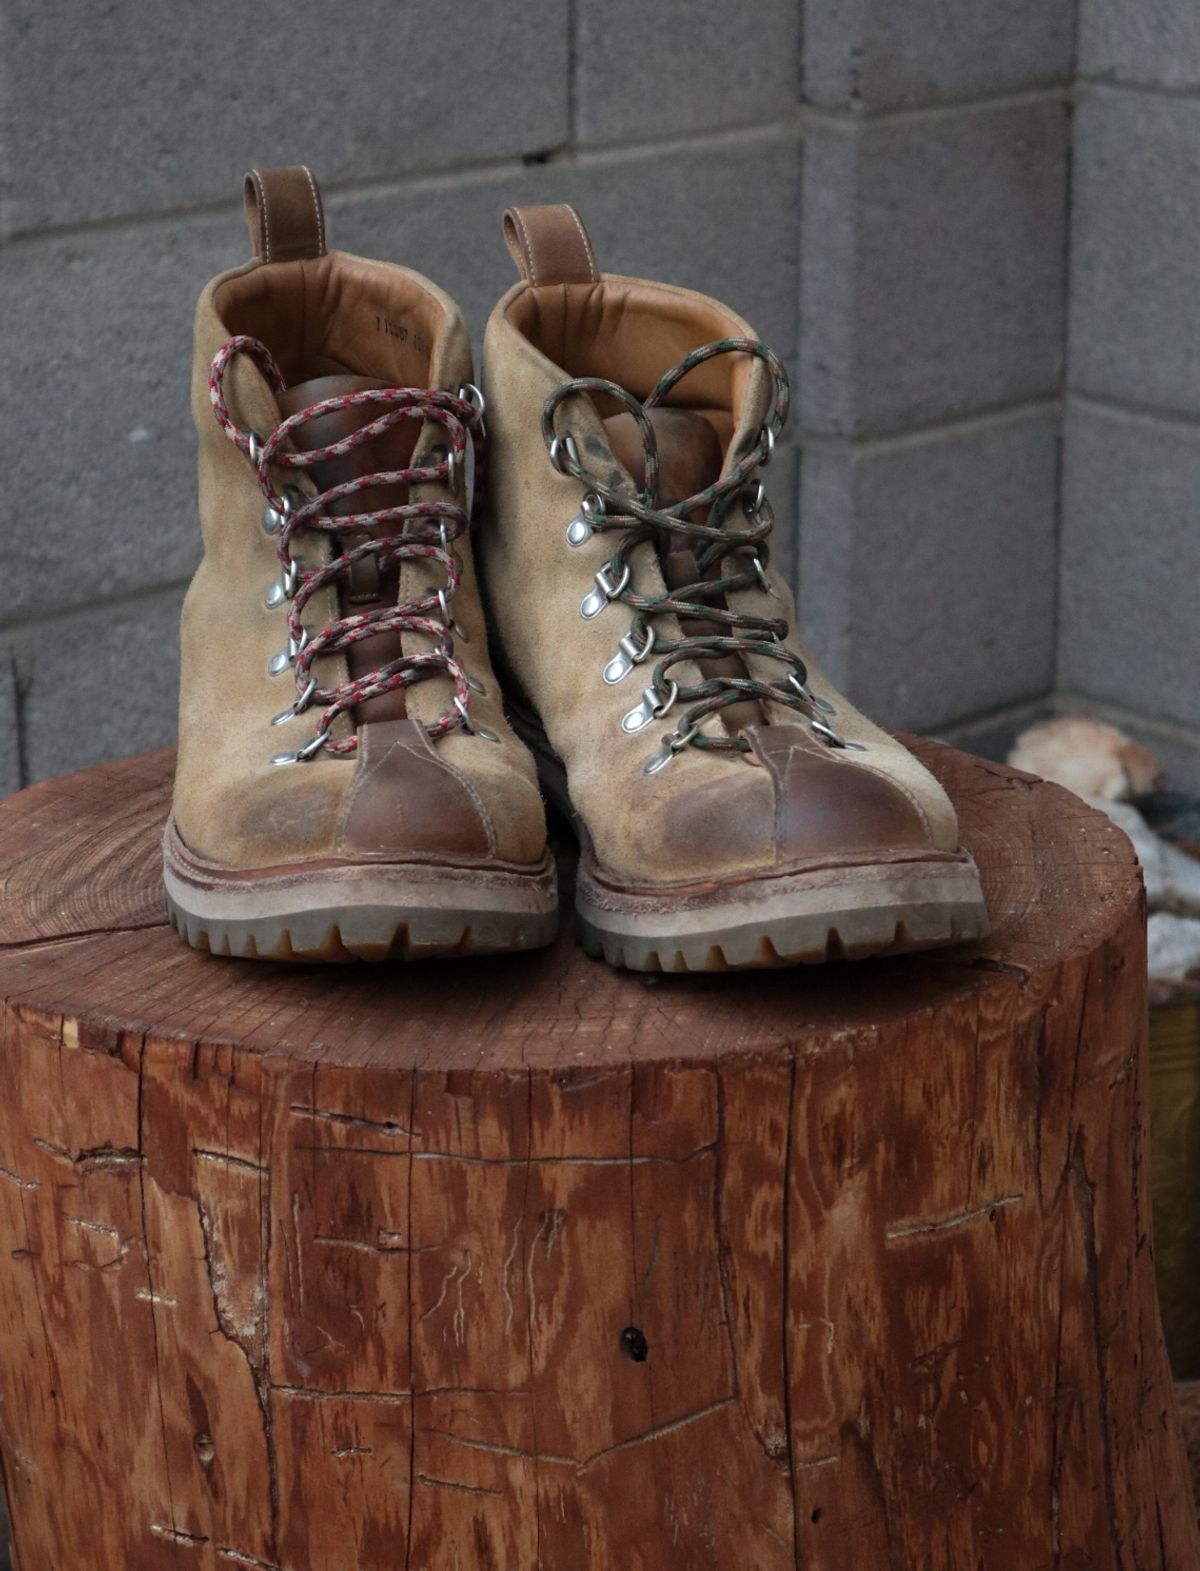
543 337 853 774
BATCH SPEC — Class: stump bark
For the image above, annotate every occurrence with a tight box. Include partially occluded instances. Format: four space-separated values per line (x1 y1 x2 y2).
0 743 1195 1571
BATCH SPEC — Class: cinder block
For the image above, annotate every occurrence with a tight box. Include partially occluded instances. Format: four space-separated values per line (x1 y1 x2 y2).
22 593 183 783
800 100 1069 437
0 220 230 624
335 131 802 367
798 408 1059 731
1059 401 1200 732
0 648 20 798
1079 0 1200 91
575 0 798 143
0 1 569 235
1069 91 1200 414
804 0 1074 108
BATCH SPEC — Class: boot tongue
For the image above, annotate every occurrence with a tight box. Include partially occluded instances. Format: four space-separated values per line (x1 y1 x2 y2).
277 373 421 523
277 372 423 726
603 407 722 510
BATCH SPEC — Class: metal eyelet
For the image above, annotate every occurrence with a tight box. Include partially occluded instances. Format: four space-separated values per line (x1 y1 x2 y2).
467 674 486 696
550 433 581 476
743 482 767 517
269 731 327 767
643 716 697 775
264 558 302 610
436 588 470 642
809 717 867 751
622 679 679 736
566 491 604 548
271 678 318 727
751 556 781 599
262 493 291 536
580 562 631 620
268 626 309 677
459 382 486 422
453 695 500 742
787 673 835 716
603 626 655 685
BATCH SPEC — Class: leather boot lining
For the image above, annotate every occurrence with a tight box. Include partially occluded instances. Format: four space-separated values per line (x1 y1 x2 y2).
506 278 756 434
214 252 450 389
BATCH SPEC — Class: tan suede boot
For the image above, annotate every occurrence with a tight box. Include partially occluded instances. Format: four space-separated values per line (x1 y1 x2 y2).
478 204 989 971
164 168 556 960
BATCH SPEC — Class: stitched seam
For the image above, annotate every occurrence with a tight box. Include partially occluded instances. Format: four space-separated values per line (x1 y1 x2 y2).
512 209 539 286
436 752 498 858
249 168 270 260
301 164 325 255
566 205 599 281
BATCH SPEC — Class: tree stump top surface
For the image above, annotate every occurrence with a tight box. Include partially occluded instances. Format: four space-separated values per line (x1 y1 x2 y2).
0 742 1141 1071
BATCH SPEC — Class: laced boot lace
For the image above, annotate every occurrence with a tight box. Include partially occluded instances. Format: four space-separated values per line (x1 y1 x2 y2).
543 336 863 775
209 335 491 765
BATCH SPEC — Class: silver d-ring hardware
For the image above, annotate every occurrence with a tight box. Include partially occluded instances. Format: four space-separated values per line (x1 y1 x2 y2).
642 715 697 775
453 695 500 742
810 717 866 750
265 556 302 609
268 647 292 677
269 731 326 766
247 433 264 467
603 625 655 685
743 481 767 517
751 556 781 598
262 492 292 537
622 679 679 736
566 491 604 548
550 433 581 476
459 382 486 421
760 425 776 463
467 674 486 696
271 677 318 726
436 589 470 642
788 673 835 716
580 562 631 620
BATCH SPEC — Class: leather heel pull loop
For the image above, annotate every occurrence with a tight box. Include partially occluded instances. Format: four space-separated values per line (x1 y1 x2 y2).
243 166 327 263
502 204 600 287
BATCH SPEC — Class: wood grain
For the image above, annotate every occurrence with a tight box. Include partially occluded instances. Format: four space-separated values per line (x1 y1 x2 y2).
0 742 1195 1569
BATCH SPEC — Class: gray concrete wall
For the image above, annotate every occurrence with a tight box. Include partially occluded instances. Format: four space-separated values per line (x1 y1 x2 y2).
1062 0 1200 788
0 0 1151 799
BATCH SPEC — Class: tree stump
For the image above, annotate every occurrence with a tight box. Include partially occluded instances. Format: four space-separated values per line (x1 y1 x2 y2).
0 742 1195 1571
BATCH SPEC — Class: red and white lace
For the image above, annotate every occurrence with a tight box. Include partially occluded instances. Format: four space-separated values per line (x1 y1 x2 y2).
209 335 486 761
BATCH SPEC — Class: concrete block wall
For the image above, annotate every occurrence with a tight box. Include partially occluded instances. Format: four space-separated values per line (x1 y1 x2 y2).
1063 0 1200 787
7 0 1187 799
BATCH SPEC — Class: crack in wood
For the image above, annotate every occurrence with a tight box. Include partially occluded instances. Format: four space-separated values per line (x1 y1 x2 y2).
884 1193 1023 1241
422 1395 736 1474
416 1472 504 1499
195 1147 268 1175
288 1105 414 1139
150 1522 208 1546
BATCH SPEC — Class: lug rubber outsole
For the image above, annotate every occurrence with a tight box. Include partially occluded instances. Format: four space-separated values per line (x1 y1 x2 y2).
574 856 989 973
163 819 559 964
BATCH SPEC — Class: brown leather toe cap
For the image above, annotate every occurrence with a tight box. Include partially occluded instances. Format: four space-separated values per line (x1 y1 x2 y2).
336 719 495 862
744 723 932 862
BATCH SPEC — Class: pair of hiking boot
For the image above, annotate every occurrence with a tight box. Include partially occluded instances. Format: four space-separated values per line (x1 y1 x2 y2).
164 166 989 971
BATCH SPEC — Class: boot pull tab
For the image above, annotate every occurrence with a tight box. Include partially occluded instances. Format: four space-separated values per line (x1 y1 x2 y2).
243 166 326 263
502 204 599 287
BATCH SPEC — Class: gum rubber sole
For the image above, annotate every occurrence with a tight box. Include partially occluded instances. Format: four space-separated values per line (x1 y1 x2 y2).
163 821 558 963
575 856 989 973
